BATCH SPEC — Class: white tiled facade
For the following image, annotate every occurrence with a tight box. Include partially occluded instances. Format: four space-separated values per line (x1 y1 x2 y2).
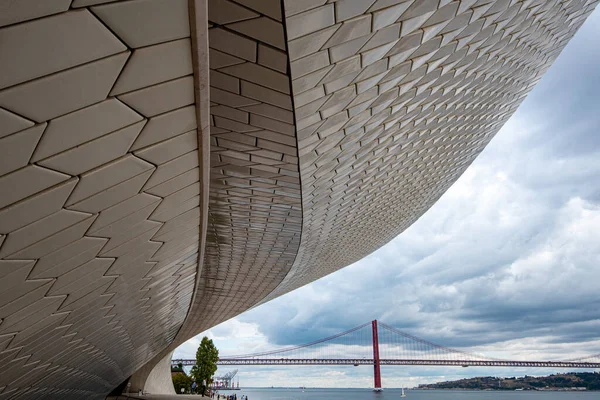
0 0 596 398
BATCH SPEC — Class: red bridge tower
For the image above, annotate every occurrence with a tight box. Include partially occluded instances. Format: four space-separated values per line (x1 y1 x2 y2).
371 320 382 390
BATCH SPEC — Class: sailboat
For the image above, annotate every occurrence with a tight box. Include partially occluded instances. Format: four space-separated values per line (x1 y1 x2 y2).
400 388 407 397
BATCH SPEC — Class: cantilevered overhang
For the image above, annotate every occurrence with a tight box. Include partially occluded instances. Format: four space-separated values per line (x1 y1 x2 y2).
0 0 596 398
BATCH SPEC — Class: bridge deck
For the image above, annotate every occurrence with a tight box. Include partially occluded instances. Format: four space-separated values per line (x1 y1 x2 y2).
172 358 600 368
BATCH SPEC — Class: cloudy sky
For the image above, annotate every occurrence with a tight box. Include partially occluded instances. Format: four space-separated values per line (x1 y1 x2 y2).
175 10 600 388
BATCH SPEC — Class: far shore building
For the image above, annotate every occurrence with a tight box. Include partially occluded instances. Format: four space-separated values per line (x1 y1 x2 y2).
0 0 596 398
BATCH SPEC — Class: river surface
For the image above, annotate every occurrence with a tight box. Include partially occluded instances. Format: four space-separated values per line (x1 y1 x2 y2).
215 388 597 400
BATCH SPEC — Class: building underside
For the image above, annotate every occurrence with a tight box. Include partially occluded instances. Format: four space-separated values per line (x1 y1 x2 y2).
0 0 596 398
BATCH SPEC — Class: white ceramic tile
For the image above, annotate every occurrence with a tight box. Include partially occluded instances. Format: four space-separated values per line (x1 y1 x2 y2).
144 168 199 197
0 286 60 333
31 99 143 162
361 23 401 51
150 183 199 219
48 258 114 295
399 0 438 21
286 4 335 40
328 34 371 63
0 178 77 234
0 123 45 176
235 0 282 21
241 104 294 123
211 104 249 123
9 312 69 348
0 108 34 139
290 50 331 80
0 294 64 335
291 65 333 93
117 76 195 117
100 224 161 258
153 218 198 242
0 0 71 28
66 155 154 206
0 166 69 209
154 207 199 238
89 193 161 234
59 277 113 309
209 48 245 69
6 215 96 260
210 87 260 108
105 240 161 275
257 44 288 73
151 196 199 223
143 150 199 190
0 10 126 90
0 209 91 258
228 17 286 50
209 27 257 62
335 0 377 22
30 236 107 279
0 52 130 123
100 220 163 255
135 130 198 165
0 272 49 319
208 0 259 24
0 260 35 290
111 39 193 96
251 115 295 136
92 0 190 48
372 1 413 30
210 70 241 93
131 105 197 151
0 333 14 351
68 169 154 213
91 201 159 238
323 14 372 48
218 63 290 94
38 120 145 175
361 41 398 66
288 25 339 61
294 86 325 108
284 0 327 16
72 0 119 6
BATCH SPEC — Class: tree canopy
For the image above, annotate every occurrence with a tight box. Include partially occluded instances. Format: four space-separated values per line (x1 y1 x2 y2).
172 373 192 394
190 336 219 395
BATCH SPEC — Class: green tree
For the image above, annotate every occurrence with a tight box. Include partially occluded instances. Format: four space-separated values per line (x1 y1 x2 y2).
190 336 219 396
172 373 192 394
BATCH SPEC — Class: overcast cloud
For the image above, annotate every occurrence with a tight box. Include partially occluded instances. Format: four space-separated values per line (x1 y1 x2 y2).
175 10 600 388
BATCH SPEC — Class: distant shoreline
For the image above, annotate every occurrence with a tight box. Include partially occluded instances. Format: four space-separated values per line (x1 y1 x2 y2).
216 387 599 392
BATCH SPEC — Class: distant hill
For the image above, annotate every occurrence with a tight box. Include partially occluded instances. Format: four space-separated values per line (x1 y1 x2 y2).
419 372 600 391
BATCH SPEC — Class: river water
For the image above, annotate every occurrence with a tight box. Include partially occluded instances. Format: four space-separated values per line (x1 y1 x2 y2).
215 388 597 400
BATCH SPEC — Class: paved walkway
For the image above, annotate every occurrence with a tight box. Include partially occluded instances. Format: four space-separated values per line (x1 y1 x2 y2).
108 395 207 399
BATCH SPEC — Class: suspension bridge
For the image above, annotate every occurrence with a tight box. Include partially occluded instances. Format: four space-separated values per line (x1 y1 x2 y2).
172 320 600 390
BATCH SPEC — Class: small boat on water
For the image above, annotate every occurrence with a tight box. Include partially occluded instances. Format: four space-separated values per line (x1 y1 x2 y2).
400 387 407 397
373 388 383 392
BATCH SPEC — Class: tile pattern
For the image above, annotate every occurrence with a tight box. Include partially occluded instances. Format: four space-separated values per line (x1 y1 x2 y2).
134 0 597 392
126 0 301 391
165 0 302 347
0 0 597 398
261 0 599 302
0 0 205 398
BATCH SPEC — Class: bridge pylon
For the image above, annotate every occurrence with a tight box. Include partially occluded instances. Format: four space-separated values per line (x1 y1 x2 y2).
372 320 381 390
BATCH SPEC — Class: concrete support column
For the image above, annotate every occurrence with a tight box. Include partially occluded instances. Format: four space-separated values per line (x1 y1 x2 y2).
128 350 176 395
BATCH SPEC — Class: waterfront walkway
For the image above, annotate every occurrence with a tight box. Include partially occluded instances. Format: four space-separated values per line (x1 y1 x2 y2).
108 395 207 399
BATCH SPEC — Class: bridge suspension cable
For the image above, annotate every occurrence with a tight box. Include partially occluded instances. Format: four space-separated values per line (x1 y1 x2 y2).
221 321 372 359
377 321 501 362
172 320 600 375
